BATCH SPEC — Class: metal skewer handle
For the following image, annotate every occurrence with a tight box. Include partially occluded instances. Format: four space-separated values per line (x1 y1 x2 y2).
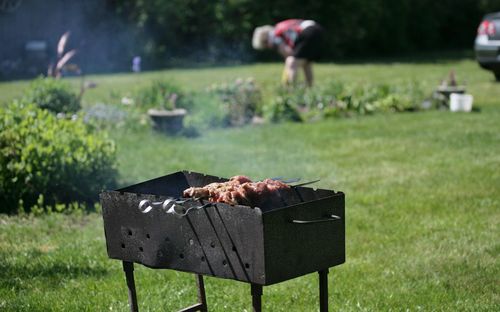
138 198 211 218
291 214 341 224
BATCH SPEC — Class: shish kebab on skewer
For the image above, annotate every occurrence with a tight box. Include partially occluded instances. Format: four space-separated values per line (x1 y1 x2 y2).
183 175 319 207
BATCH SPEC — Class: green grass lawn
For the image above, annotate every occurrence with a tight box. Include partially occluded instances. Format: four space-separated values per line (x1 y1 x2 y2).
1 58 500 311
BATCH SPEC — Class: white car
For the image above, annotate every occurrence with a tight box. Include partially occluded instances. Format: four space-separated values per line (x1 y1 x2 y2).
475 12 500 81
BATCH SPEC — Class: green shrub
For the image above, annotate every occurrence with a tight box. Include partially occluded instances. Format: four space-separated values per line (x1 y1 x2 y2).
135 80 190 110
0 102 117 213
82 102 148 132
207 78 261 126
264 81 427 123
181 78 262 132
262 87 303 123
320 81 425 115
23 77 80 114
183 93 229 131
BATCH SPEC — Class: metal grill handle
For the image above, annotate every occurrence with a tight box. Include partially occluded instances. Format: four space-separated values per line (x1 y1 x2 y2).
291 214 341 224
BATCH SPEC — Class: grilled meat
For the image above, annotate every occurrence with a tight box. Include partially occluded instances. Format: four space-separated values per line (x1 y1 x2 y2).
183 176 290 206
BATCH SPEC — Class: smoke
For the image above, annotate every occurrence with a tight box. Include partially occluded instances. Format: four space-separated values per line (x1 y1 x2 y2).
0 0 261 80
165 39 253 68
0 0 142 79
58 1 140 74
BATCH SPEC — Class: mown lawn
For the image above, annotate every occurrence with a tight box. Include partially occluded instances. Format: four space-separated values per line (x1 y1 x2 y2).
1 58 499 311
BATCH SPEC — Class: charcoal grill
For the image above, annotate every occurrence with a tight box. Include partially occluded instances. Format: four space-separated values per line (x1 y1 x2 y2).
100 171 345 311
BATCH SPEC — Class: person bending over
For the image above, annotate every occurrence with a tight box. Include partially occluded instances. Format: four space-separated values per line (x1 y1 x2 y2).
252 19 324 87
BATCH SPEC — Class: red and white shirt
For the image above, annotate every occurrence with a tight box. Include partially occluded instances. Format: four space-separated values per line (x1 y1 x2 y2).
270 19 316 48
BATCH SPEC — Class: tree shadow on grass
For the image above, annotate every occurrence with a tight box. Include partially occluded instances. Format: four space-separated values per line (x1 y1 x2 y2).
0 260 111 291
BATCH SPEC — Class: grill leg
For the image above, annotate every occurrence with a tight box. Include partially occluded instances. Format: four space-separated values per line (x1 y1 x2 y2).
319 269 329 312
123 261 139 312
251 284 263 312
196 274 208 312
178 275 208 312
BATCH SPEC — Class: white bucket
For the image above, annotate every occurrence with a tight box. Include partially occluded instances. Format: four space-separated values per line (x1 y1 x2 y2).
449 93 473 112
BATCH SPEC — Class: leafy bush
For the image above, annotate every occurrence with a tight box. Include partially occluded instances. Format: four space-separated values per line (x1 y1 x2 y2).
82 103 128 126
0 102 117 213
207 78 261 126
177 78 263 133
266 81 427 123
183 93 229 131
23 77 80 114
135 80 190 110
262 87 303 123
372 82 426 112
329 81 426 113
133 78 261 133
82 102 148 131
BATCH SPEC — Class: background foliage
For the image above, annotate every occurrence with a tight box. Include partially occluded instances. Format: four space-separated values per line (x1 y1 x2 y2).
110 0 500 66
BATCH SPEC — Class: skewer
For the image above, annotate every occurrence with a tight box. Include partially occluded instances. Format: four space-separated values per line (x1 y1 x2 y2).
280 177 301 184
291 179 321 187
268 177 301 183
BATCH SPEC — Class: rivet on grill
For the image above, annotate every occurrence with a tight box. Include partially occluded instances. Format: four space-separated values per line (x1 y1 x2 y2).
210 242 216 248
222 260 227 266
128 230 133 236
201 256 205 262
139 247 143 252
245 263 250 269
179 253 184 259
232 246 237 252
146 234 151 239
121 243 125 248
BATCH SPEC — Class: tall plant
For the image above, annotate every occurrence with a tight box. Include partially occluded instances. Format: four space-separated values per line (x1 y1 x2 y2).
47 31 77 79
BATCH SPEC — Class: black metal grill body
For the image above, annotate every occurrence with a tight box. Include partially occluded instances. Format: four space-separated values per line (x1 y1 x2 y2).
101 171 345 286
